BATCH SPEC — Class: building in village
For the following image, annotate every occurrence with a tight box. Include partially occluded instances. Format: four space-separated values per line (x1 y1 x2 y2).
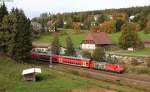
32 43 66 55
80 32 112 50
144 40 150 47
31 22 42 31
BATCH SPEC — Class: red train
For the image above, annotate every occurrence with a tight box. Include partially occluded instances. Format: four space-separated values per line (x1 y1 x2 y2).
31 52 124 73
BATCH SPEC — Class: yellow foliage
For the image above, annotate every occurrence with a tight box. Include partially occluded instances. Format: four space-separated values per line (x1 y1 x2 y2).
99 20 116 33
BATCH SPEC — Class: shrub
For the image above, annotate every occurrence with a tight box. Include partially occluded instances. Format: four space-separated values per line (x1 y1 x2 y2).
130 58 141 66
59 31 68 36
92 47 105 62
144 27 150 34
82 51 92 59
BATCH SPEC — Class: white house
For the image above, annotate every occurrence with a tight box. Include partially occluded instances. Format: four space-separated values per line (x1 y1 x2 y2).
81 32 112 50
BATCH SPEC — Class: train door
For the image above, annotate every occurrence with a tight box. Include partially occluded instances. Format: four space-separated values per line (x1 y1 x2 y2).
59 56 63 63
83 61 86 67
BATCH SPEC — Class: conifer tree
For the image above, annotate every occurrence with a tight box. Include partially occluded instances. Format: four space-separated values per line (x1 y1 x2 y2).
65 36 76 56
10 8 32 63
0 2 8 24
51 34 61 55
119 22 144 49
0 2 8 52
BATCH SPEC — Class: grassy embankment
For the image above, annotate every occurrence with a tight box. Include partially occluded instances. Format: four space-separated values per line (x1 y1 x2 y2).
0 56 146 92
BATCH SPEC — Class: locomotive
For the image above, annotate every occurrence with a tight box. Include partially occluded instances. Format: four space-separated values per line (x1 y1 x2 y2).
31 51 124 73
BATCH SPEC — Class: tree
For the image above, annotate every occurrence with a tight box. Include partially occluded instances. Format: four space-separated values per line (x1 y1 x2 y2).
10 8 32 63
51 34 61 55
0 2 8 24
92 47 105 62
115 19 124 32
98 14 107 23
65 36 76 56
144 20 150 34
73 22 81 33
100 20 116 33
82 51 92 59
119 22 144 49
0 2 9 53
0 15 13 53
144 27 150 34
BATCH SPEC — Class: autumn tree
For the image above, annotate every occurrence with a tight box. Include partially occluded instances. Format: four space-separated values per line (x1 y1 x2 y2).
100 20 116 33
119 22 144 49
73 22 81 33
144 20 150 34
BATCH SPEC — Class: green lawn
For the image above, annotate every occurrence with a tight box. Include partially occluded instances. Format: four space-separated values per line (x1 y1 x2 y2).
108 48 150 57
126 48 150 56
34 29 88 48
0 56 146 92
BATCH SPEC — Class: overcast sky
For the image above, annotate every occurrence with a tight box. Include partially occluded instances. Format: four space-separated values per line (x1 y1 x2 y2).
2 0 150 19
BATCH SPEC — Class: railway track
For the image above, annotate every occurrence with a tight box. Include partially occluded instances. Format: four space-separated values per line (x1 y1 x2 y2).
53 63 150 84
51 63 150 91
36 60 150 84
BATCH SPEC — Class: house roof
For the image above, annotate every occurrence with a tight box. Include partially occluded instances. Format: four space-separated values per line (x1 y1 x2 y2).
32 42 51 48
22 68 41 75
84 32 112 44
144 40 150 44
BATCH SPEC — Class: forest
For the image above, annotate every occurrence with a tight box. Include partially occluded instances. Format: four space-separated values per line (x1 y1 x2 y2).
32 5 150 33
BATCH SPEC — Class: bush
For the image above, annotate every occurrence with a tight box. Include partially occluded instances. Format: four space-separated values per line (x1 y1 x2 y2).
130 58 141 66
59 31 68 36
82 51 92 59
144 27 150 34
92 47 105 62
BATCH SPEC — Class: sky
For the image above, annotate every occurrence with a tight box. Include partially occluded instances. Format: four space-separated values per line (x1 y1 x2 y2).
2 0 150 19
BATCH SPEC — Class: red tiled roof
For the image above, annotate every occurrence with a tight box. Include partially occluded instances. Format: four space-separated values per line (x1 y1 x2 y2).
84 32 112 44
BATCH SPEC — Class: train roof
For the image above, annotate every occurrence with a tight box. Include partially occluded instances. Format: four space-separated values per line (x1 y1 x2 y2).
62 56 91 60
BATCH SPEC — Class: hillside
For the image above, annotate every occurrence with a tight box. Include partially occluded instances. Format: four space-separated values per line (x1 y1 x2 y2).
0 56 144 92
34 29 150 48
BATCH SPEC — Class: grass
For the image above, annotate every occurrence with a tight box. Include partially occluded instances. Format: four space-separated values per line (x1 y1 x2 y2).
126 48 150 56
108 47 150 56
0 56 147 92
34 29 88 48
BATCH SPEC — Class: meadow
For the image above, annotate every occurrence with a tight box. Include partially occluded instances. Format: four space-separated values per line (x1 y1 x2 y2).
34 29 150 56
0 56 146 92
34 29 150 47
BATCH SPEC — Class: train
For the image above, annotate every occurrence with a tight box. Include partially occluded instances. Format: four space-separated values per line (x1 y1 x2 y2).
31 52 124 73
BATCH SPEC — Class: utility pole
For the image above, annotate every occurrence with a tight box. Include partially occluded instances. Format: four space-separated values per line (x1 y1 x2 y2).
49 51 53 68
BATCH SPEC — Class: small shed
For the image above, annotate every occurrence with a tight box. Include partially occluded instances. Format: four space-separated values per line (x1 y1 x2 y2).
144 40 150 47
22 68 41 81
